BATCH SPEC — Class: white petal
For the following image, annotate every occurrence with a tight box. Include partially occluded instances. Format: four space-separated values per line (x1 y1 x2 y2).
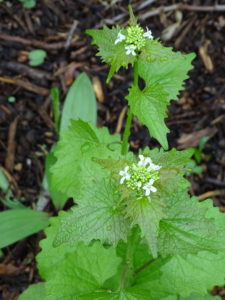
124 166 129 172
150 186 157 193
120 177 125 184
149 179 155 185
145 189 150 196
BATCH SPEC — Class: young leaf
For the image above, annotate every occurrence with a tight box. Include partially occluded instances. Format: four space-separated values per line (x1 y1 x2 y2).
60 73 97 134
126 196 164 258
54 179 129 247
0 209 49 248
138 43 195 102
86 26 136 83
126 83 169 149
126 40 195 148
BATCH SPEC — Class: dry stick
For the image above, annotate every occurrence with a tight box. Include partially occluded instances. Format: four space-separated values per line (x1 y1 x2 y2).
140 4 225 20
0 76 49 96
0 33 75 50
64 20 78 50
1 61 53 81
5 116 19 172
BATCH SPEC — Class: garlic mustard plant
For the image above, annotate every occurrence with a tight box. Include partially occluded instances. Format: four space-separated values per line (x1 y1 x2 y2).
19 6 225 300
119 155 161 201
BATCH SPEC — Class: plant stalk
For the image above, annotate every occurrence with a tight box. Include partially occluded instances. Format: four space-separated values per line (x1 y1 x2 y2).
121 61 138 155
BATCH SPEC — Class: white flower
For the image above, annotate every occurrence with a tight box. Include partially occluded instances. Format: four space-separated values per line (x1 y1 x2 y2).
119 166 131 184
150 163 161 171
115 31 126 45
143 27 153 40
125 44 136 56
138 155 152 166
143 179 157 196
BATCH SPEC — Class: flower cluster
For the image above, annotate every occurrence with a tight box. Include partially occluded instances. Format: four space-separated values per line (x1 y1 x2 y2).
119 155 161 200
115 25 153 56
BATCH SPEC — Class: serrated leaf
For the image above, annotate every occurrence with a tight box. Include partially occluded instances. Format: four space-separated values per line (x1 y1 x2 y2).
158 193 225 256
37 213 77 280
127 40 195 148
126 196 164 258
18 283 45 300
44 241 121 300
135 250 225 297
86 26 135 82
51 120 121 198
126 83 169 149
138 46 195 101
54 179 129 247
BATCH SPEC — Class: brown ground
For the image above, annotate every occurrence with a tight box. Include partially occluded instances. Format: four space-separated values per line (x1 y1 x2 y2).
0 0 225 299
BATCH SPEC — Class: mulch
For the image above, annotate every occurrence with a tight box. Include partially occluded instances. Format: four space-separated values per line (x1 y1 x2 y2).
0 0 225 299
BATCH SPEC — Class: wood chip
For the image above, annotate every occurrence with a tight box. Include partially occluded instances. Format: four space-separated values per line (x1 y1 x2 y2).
5 116 19 172
92 76 104 103
199 40 214 72
177 127 217 149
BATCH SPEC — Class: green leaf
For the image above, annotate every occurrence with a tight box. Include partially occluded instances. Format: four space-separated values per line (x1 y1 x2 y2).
0 209 49 248
128 5 137 26
86 26 136 83
126 40 195 148
138 48 195 102
126 83 169 149
50 87 60 135
44 241 121 300
44 148 68 209
18 283 45 300
181 294 220 300
28 49 46 66
60 73 97 134
51 120 121 198
54 179 129 247
20 0 36 8
158 194 225 256
37 213 77 280
135 250 225 297
126 196 164 258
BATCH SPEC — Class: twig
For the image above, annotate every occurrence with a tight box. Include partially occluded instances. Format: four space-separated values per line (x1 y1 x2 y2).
116 106 127 133
5 117 19 172
64 20 78 50
198 190 221 201
138 0 158 10
205 178 225 188
140 4 225 20
0 33 76 50
1 61 53 81
0 76 49 96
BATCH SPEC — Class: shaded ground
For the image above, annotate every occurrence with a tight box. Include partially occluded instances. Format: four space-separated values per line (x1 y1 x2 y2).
0 0 225 299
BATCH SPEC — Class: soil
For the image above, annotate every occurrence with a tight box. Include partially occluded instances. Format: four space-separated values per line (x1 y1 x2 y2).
0 0 225 299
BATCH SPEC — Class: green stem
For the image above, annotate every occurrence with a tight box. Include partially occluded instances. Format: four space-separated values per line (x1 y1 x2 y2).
121 61 139 155
119 227 139 290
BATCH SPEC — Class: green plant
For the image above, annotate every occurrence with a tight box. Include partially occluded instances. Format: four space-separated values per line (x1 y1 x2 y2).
0 0 36 8
28 49 47 67
19 7 225 300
